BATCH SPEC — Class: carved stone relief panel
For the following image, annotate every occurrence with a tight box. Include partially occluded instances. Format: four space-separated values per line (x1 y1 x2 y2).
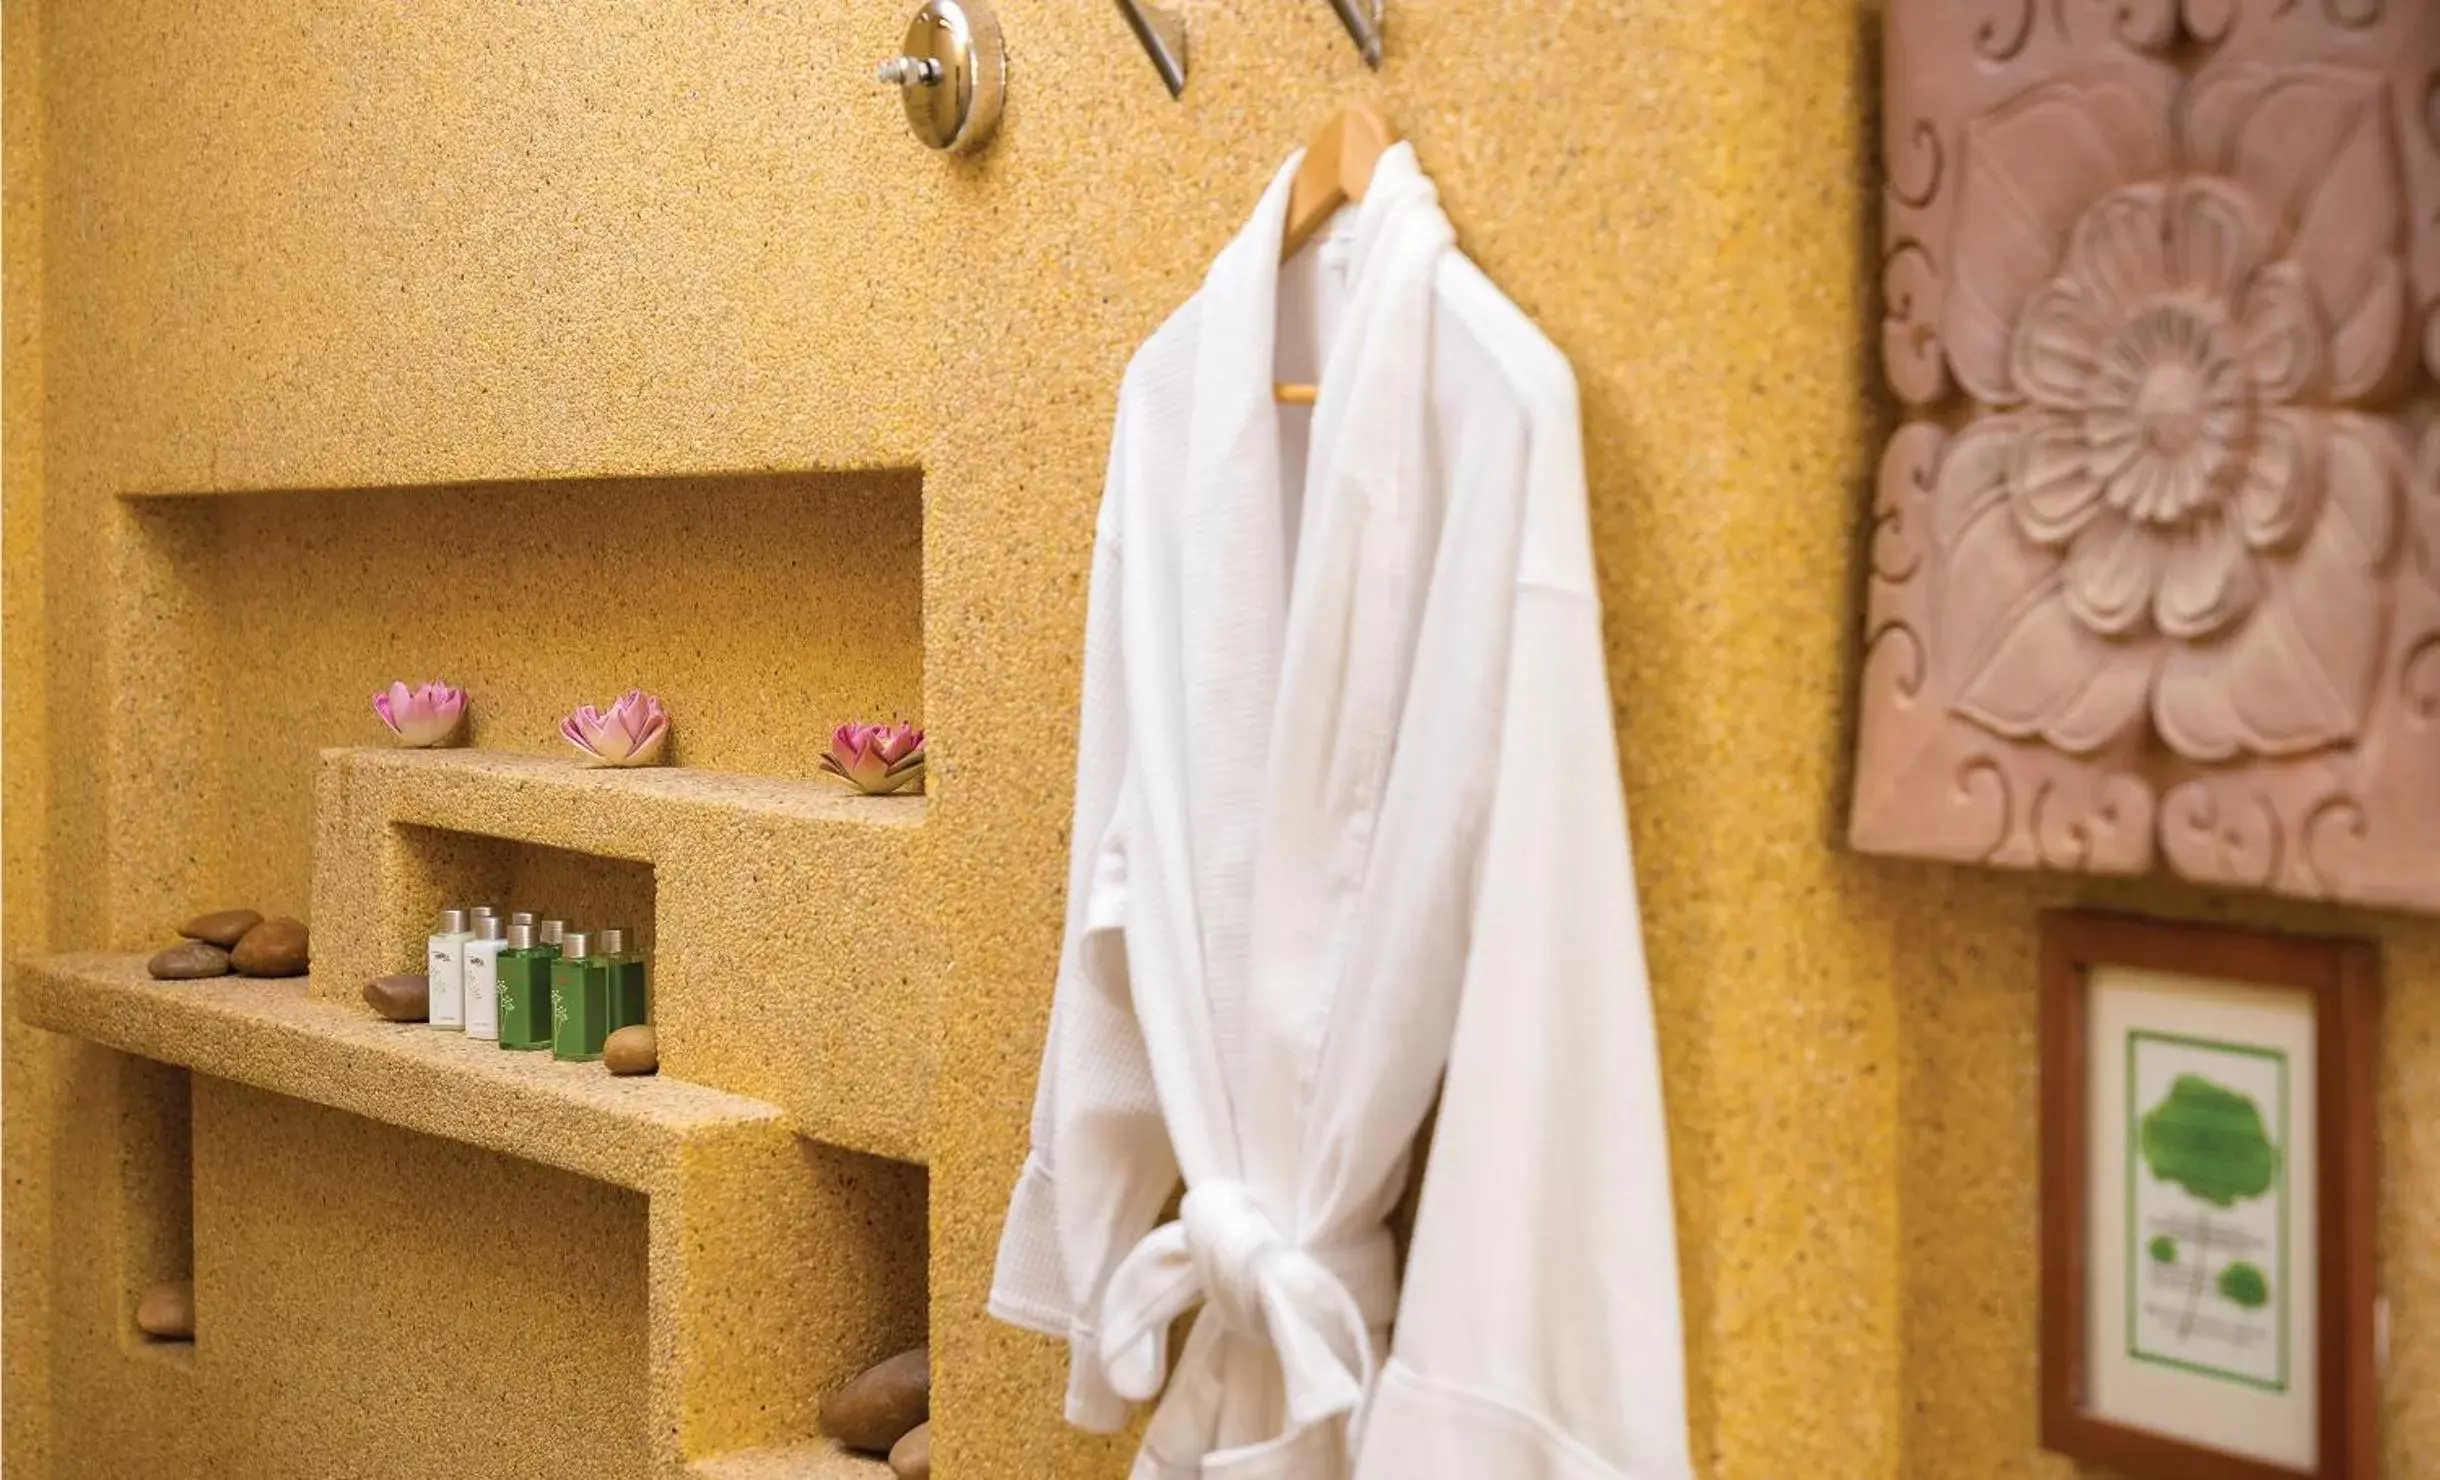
1855 0 2440 909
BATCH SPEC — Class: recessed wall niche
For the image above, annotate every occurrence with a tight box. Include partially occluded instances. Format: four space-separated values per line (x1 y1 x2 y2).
117 1056 194 1355
1852 0 2440 911
123 470 923 922
386 826 658 983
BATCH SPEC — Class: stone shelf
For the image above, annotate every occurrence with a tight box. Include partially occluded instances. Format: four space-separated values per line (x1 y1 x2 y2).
314 746 937 1166
11 954 784 1194
688 1441 894 1479
326 747 925 863
14 952 932 1478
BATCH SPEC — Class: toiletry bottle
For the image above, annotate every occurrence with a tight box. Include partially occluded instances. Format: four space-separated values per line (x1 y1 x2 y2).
550 930 610 1062
510 910 536 930
538 918 565 950
427 907 472 1030
601 928 648 1032
497 921 559 1051
464 916 508 1042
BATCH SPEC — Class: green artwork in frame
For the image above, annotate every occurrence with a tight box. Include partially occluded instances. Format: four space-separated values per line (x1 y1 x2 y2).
2125 1032 2288 1395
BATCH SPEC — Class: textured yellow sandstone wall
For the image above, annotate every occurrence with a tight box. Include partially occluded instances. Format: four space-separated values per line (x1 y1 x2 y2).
8 1 2438 1478
4 1 57 1473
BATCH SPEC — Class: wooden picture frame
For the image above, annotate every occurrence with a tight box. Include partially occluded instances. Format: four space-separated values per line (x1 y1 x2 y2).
2041 911 2379 1480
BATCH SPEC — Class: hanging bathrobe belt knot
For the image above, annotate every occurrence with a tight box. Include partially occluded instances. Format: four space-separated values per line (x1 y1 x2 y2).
1097 1179 1400 1449
1181 1178 1285 1337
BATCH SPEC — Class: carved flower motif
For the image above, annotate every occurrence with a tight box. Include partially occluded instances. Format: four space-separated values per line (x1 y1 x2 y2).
2008 181 2326 643
1936 63 2410 762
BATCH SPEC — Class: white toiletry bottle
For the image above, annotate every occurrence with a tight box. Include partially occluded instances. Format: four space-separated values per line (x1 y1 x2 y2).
428 907 472 1029
464 914 507 1041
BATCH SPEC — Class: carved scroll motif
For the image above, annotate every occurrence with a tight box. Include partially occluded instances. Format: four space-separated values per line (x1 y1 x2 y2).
1854 0 2440 913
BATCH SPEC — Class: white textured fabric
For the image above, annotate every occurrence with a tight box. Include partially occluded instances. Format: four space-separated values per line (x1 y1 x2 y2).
990 142 1692 1480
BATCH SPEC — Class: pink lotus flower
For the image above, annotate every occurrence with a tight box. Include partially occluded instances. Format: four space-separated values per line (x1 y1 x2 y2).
560 690 670 768
373 681 467 747
821 721 925 795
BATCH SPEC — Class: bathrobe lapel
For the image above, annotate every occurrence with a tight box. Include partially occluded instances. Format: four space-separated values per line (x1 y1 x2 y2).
1118 152 1299 1209
1243 147 1452 1215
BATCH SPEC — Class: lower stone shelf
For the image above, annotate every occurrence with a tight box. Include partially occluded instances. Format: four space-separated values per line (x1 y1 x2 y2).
688 1441 893 1478
11 953 785 1194
15 952 931 1478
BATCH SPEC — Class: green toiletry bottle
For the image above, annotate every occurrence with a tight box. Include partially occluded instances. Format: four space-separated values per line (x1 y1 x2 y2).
497 920 560 1051
550 930 611 1062
601 927 648 1033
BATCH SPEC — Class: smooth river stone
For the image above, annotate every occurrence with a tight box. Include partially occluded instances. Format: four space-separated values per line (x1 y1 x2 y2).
148 941 230 980
364 974 429 1022
821 1347 930 1454
137 1279 194 1340
230 917 310 977
603 1024 658 1076
889 1421 932 1479
179 909 262 948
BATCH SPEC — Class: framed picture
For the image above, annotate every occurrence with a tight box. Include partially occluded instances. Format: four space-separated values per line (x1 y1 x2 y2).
2041 911 2379 1480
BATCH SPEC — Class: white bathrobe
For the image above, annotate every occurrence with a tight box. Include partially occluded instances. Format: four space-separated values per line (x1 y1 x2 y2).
990 143 1691 1480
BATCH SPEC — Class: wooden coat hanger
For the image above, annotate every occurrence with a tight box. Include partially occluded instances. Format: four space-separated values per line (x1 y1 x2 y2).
1274 102 1399 406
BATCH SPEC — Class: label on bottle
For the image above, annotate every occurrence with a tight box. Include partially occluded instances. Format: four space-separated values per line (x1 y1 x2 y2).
464 944 502 1041
429 940 466 1028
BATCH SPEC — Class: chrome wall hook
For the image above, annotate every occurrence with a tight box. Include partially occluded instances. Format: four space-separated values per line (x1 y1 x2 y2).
874 0 1005 153
1324 0 1383 68
1115 0 1188 99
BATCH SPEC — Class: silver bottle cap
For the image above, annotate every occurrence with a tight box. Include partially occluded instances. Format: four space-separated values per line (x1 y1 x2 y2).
562 930 593 959
510 911 536 927
507 921 536 950
438 907 468 934
538 919 565 946
477 915 506 941
471 904 498 919
601 928 627 954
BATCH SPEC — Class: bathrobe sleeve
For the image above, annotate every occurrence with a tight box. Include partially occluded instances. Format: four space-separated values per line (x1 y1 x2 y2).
1355 363 1694 1480
988 393 1184 1431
